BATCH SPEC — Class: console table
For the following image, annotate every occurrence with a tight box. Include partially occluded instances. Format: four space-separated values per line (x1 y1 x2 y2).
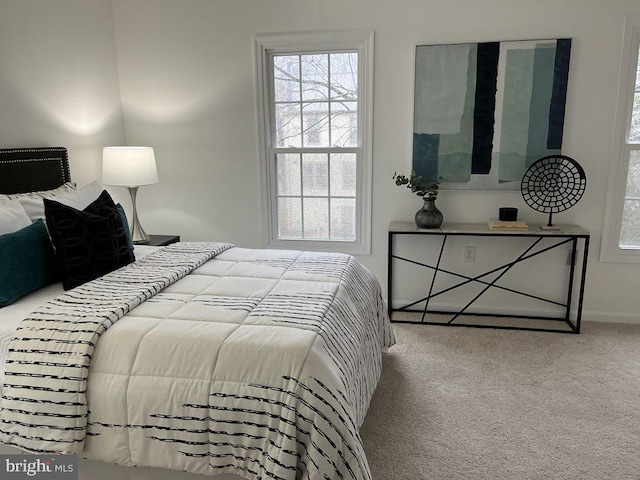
387 222 590 333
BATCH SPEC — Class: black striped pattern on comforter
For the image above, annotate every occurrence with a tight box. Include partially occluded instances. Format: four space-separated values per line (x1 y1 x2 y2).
0 244 395 480
0 242 233 451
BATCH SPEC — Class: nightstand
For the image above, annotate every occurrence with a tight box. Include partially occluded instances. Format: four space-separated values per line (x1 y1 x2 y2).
146 235 180 247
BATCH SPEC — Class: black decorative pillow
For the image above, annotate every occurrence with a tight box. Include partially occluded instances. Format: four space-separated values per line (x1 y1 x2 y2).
44 190 135 290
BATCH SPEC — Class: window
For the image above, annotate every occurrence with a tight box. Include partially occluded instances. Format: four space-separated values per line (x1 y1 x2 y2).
601 18 640 262
254 31 373 254
620 47 640 247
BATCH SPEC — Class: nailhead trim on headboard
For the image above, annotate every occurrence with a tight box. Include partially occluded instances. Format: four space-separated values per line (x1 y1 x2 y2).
0 147 71 194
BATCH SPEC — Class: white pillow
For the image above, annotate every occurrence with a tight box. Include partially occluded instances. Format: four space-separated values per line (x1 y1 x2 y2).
0 182 76 221
0 182 76 202
19 181 103 221
0 199 32 235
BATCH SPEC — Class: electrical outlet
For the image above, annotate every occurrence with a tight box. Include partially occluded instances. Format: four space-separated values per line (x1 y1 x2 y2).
464 246 476 263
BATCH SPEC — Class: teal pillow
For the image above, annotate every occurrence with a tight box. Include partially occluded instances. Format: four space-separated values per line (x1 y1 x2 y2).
116 203 134 250
0 219 59 306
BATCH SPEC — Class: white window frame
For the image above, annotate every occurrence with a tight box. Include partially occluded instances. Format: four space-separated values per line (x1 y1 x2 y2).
601 17 640 263
254 30 374 255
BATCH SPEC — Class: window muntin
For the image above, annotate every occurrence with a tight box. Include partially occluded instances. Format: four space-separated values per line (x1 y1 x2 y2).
271 51 360 242
275 152 357 240
273 52 358 149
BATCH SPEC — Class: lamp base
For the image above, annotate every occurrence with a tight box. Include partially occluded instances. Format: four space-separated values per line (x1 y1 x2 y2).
128 186 150 244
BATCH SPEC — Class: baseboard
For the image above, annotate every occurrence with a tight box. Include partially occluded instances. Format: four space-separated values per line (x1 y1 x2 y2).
582 311 640 325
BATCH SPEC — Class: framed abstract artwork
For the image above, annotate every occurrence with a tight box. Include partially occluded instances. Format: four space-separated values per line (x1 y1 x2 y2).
412 38 572 190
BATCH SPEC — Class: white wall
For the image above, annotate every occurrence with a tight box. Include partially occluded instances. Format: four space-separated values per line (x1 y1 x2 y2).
2 0 640 323
0 0 125 181
110 0 326 245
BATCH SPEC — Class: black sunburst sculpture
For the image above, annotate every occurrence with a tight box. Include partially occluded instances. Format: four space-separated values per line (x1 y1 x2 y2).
520 155 586 228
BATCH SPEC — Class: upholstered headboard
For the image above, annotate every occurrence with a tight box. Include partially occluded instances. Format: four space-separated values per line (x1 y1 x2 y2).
0 147 71 194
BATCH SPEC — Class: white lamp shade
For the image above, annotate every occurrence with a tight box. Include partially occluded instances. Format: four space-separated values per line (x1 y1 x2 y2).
102 146 159 186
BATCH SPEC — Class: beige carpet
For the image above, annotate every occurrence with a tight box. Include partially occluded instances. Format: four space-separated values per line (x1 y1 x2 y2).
360 321 640 480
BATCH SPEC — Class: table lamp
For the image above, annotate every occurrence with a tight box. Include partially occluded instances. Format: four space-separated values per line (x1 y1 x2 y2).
102 146 158 244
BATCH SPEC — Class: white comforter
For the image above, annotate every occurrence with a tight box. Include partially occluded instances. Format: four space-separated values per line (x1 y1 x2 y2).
0 243 394 480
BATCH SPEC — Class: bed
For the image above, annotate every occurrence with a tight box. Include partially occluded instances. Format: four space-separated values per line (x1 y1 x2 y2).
0 147 395 480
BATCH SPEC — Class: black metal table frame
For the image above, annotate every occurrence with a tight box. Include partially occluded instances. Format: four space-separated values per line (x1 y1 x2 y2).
387 226 590 334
